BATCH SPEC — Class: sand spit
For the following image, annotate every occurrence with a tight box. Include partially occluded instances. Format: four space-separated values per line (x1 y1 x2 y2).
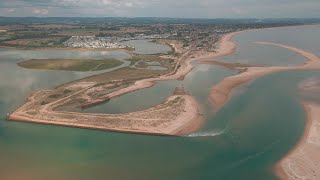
100 31 246 99
9 93 203 136
200 60 258 70
54 31 245 113
79 32 245 105
8 29 305 136
8 31 242 136
209 42 320 110
277 102 320 180
204 34 320 179
276 77 320 180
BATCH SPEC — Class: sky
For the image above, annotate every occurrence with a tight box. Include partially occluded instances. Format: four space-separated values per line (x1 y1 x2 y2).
0 0 319 18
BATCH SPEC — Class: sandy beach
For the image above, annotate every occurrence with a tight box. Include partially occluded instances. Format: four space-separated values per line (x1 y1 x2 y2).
111 31 246 93
8 30 242 136
275 76 320 179
9 93 203 136
208 41 320 110
5 28 303 137
9 26 319 138
276 102 320 179
203 28 320 179
66 31 248 115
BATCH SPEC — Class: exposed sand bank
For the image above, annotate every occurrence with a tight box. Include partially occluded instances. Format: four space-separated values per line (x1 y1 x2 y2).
200 60 258 70
276 77 320 180
68 31 247 112
209 42 320 110
127 31 246 87
6 30 280 136
276 102 320 180
9 93 203 136
9 31 243 135
203 30 320 179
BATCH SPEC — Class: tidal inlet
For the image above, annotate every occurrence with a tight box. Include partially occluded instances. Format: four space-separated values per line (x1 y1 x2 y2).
0 2 320 180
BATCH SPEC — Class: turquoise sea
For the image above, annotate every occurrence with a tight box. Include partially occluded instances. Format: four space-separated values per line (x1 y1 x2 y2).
0 25 319 180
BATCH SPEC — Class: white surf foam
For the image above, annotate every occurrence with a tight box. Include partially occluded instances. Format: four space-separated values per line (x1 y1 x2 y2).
187 129 226 137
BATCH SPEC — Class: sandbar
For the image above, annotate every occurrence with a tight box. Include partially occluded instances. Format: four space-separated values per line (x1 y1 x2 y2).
208 42 320 110
276 102 320 179
9 89 203 136
205 30 320 179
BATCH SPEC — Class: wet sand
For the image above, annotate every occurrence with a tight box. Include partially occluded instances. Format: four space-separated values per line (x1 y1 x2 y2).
205 30 320 179
209 42 320 110
276 102 320 179
8 31 242 136
200 60 257 70
276 77 320 179
9 94 203 136
113 31 247 94
7 29 304 137
70 31 247 117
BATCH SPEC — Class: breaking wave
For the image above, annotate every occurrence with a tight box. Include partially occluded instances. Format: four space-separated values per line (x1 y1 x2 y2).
187 129 226 137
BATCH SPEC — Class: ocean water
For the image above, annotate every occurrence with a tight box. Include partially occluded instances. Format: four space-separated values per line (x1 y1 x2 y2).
0 25 319 180
217 25 320 66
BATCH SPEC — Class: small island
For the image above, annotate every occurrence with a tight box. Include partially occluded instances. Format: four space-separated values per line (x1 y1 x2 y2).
17 58 124 72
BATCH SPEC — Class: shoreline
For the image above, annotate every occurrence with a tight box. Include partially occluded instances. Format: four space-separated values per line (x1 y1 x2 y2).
7 30 244 136
203 27 320 179
208 42 320 110
275 102 320 179
8 25 317 136
9 94 203 136
61 30 249 112
169 95 204 135
8 32 239 135
5 29 288 136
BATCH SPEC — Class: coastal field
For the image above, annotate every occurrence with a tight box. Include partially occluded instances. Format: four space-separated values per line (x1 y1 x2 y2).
18 58 123 72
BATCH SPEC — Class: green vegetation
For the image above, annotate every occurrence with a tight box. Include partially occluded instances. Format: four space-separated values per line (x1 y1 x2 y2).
63 89 72 94
134 61 149 68
0 36 70 48
69 67 164 85
126 54 175 71
93 83 106 87
17 59 123 72
48 94 62 99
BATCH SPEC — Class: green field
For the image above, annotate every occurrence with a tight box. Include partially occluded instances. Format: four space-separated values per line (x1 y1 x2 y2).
17 59 123 72
126 54 175 70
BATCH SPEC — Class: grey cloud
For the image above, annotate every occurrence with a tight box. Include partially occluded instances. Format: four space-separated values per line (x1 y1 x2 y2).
0 0 319 18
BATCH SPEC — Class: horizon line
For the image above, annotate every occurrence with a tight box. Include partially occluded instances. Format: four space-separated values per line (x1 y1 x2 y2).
0 16 319 20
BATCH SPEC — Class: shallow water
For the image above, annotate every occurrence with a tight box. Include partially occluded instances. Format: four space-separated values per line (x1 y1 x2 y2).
217 25 320 66
0 25 319 180
83 80 180 114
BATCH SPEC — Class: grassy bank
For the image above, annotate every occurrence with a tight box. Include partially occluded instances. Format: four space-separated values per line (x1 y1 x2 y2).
18 58 123 72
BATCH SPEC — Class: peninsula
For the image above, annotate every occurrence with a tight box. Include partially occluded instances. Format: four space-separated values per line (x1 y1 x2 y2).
7 22 272 135
2 16 320 180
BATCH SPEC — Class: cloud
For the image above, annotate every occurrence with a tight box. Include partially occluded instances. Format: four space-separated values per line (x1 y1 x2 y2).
49 0 148 9
7 8 16 12
32 8 49 15
0 0 319 18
